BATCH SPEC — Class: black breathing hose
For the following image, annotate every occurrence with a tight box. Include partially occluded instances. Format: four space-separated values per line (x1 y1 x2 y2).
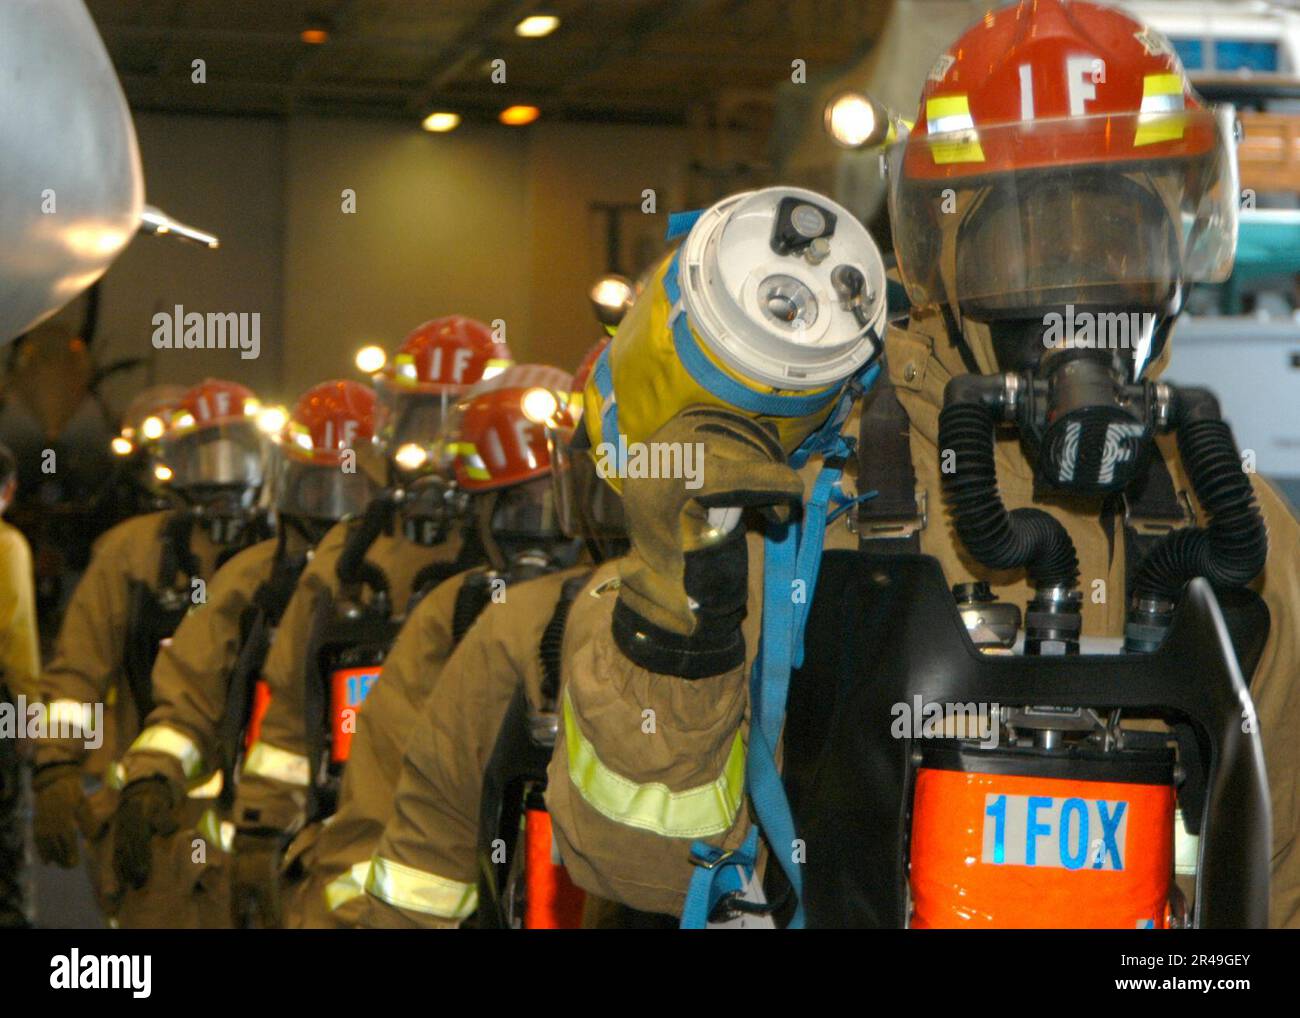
938 398 1080 589
335 493 394 597
1131 390 1268 600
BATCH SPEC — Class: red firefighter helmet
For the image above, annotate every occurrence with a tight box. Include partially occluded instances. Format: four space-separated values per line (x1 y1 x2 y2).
115 384 188 455
373 315 514 470
444 364 572 492
171 378 260 432
889 0 1237 331
546 339 626 550
381 315 512 394
283 380 376 466
275 380 381 522
161 379 266 497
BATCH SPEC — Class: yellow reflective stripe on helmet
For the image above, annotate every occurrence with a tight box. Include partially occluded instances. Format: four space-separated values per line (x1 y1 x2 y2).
925 94 984 164
129 724 205 780
445 440 491 480
1135 72 1187 147
324 860 372 913
243 740 310 787
562 690 744 838
365 856 478 919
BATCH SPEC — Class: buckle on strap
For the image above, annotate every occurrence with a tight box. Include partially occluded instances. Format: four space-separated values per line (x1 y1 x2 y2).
1122 489 1196 536
689 845 736 871
852 488 927 538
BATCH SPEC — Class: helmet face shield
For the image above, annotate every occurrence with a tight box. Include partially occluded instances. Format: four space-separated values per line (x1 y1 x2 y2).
374 378 454 474
549 424 626 544
890 108 1238 320
162 421 265 496
488 475 563 547
275 456 379 523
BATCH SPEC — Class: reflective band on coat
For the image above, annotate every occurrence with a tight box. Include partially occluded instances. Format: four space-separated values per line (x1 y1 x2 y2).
243 740 311 786
562 690 745 838
196 809 235 853
130 724 205 780
324 860 372 913
46 699 97 739
365 856 478 919
186 769 223 800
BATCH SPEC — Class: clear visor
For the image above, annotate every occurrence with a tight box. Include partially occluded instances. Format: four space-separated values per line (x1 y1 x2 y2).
274 455 380 523
888 107 1238 320
374 381 452 464
549 425 626 542
490 475 563 543
162 422 265 492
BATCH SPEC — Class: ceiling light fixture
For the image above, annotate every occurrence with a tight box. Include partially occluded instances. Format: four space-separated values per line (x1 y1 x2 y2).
421 111 461 133
515 15 560 38
499 104 540 126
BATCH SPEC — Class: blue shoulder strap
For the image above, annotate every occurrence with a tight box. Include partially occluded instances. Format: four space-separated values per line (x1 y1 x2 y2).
682 417 877 928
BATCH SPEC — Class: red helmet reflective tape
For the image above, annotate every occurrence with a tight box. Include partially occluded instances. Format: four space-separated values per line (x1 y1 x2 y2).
904 0 1210 178
382 315 513 394
282 380 376 467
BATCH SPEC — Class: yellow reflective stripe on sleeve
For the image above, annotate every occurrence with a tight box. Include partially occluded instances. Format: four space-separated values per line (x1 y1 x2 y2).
129 724 205 780
324 860 372 913
243 740 311 787
365 856 478 919
186 769 223 800
925 94 984 164
195 808 230 853
562 690 744 838
46 699 97 739
1135 72 1187 146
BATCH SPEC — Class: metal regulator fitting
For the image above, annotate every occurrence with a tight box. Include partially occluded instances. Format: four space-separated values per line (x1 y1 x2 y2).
677 186 887 392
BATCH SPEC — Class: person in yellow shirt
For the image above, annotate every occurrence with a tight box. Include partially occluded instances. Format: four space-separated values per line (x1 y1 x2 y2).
0 443 41 926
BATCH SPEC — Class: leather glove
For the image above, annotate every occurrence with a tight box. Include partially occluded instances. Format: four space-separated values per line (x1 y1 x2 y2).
614 406 804 677
112 777 180 890
33 762 85 868
229 830 285 929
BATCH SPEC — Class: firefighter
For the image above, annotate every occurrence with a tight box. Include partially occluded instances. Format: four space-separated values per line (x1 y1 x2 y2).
228 316 510 928
280 363 580 927
32 378 270 923
544 0 1300 928
356 343 640 929
0 443 40 927
106 380 383 928
108 384 190 517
